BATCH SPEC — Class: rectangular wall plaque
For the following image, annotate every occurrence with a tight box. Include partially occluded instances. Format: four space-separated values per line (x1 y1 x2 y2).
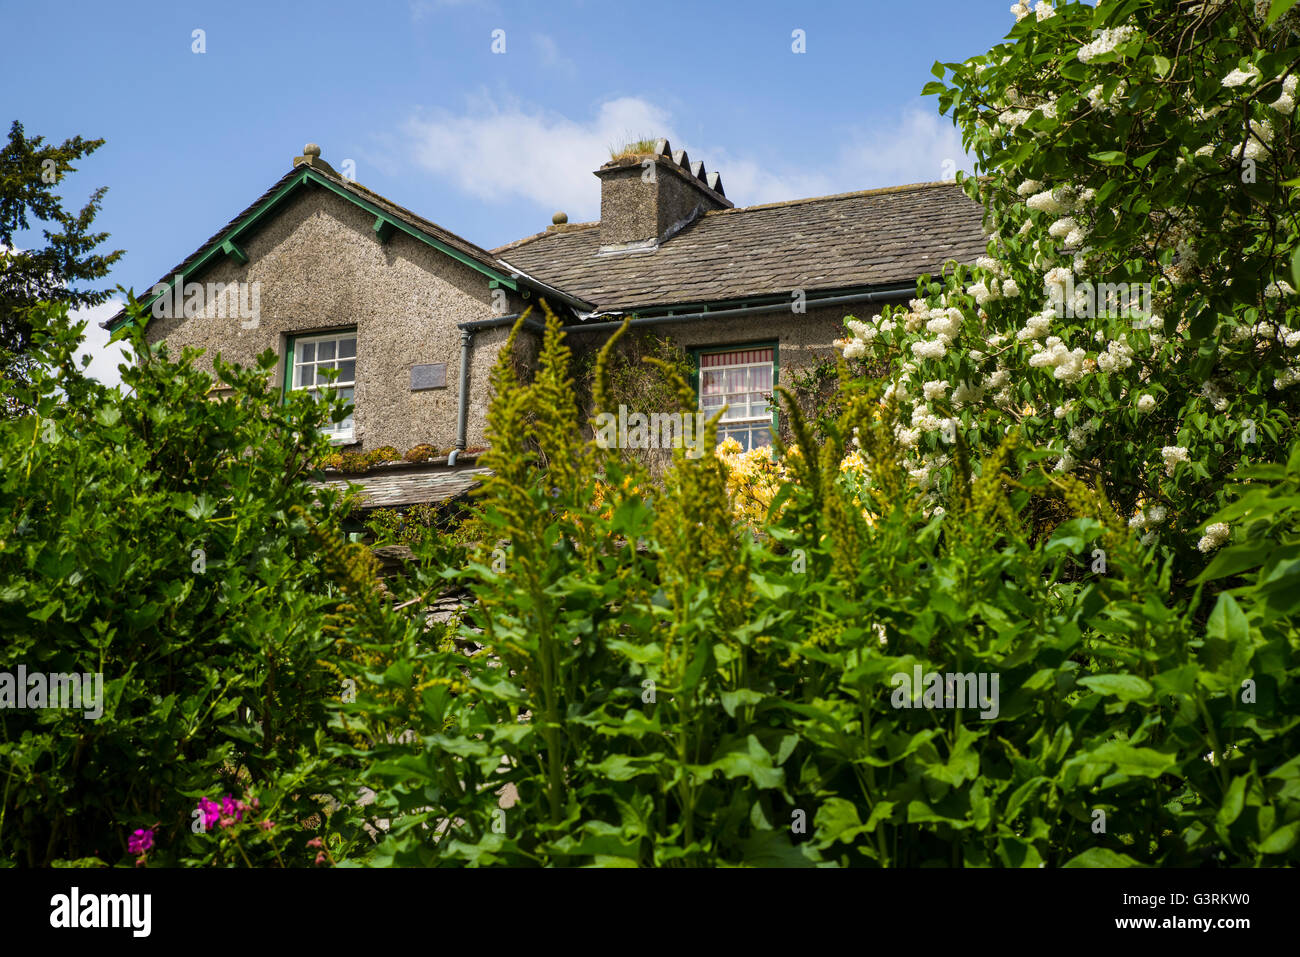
411 362 447 391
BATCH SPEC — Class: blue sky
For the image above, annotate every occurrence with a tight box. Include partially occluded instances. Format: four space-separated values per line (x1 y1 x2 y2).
4 0 1017 382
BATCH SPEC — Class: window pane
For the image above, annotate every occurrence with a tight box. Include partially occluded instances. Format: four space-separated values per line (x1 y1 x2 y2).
337 360 355 383
317 340 336 361
299 342 315 363
339 338 356 359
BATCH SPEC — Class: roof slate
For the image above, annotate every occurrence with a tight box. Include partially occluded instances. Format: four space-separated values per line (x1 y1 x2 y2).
314 465 492 509
494 181 988 313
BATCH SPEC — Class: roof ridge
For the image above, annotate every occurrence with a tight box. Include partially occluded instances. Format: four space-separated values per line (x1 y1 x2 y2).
491 221 599 255
711 180 970 217
491 181 976 253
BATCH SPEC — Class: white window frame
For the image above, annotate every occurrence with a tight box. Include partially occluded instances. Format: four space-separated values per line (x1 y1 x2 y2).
288 330 357 443
697 346 776 450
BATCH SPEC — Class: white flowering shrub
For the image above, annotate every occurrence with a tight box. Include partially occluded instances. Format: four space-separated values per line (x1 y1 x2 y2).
840 0 1300 570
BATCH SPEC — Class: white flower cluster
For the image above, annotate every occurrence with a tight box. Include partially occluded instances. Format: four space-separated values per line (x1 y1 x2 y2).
1200 380 1229 412
922 379 949 400
1221 64 1262 88
1096 335 1135 373
1137 393 1156 413
1027 188 1073 215
1268 74 1298 115
911 338 947 360
838 314 900 359
1077 25 1138 63
1129 504 1169 530
1265 280 1297 298
951 379 986 408
1067 419 1099 447
1035 2 1055 21
1161 445 1190 476
1274 366 1300 390
1086 80 1128 113
1197 522 1230 553
1018 307 1055 340
1028 336 1088 383
924 306 964 339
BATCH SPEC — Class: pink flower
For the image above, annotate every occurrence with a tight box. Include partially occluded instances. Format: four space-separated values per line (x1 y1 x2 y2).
306 837 323 849
127 828 154 855
259 820 275 831
197 797 221 831
220 794 245 823
314 851 327 865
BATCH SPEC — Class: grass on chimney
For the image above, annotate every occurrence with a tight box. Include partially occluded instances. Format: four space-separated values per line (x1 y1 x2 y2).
609 137 659 160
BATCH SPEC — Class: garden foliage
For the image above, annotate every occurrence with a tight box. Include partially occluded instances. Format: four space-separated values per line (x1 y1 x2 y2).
329 304 1300 866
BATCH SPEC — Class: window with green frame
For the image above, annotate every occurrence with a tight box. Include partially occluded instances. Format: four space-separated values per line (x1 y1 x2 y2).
284 330 357 442
694 343 778 450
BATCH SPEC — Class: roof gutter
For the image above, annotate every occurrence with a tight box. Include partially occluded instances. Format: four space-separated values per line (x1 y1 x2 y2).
562 283 917 333
496 257 595 314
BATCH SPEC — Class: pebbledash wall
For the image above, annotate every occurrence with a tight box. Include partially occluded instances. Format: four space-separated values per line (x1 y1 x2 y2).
143 185 532 453
568 299 908 440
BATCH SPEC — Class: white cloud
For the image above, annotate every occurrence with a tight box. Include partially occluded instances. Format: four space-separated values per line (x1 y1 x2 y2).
406 95 678 221
403 96 972 221
72 299 131 388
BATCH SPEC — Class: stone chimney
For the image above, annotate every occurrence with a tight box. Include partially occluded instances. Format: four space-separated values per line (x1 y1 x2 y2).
594 139 731 251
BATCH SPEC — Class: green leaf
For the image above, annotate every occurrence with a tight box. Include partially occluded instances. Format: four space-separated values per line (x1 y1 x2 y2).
1085 742 1178 778
1089 150 1127 166
1078 674 1154 701
1193 541 1273 582
1206 593 1250 644
1063 847 1147 868
1266 0 1299 28
1259 821 1300 854
1217 776 1246 826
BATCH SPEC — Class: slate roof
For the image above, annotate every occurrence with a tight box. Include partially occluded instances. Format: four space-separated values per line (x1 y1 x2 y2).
493 181 988 313
314 464 492 509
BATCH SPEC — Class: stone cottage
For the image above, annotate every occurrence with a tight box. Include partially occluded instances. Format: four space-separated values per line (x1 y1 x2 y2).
108 141 985 507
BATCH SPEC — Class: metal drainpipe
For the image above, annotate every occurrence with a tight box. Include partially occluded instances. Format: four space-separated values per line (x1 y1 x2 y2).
562 285 917 334
448 328 473 466
449 313 545 464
